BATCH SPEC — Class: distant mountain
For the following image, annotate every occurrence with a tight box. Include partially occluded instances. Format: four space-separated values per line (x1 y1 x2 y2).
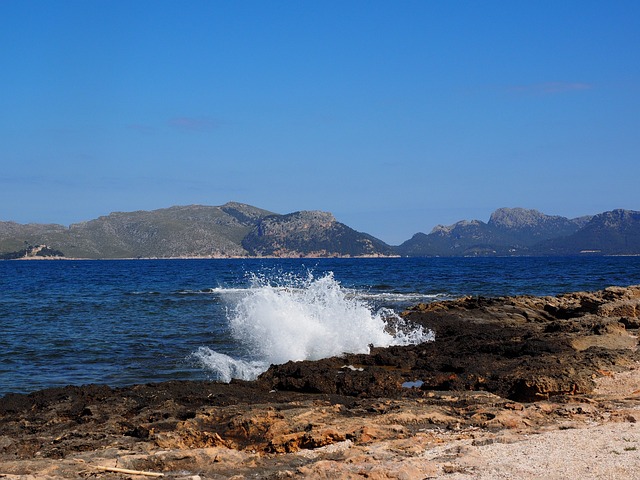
398 207 640 257
534 209 640 255
0 203 394 259
398 220 499 257
62 203 274 258
488 208 591 244
242 211 394 257
0 203 275 259
397 208 587 256
1 205 638 259
0 221 68 254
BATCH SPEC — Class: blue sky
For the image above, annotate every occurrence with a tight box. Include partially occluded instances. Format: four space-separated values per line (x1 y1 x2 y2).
1 1 638 244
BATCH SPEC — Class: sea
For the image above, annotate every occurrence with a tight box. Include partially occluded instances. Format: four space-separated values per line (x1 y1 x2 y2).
2 256 640 397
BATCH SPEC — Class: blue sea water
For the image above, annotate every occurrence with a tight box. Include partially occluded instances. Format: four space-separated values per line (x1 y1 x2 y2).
1 256 640 397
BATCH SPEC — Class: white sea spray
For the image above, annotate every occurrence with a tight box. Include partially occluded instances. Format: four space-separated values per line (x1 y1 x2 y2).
190 348 267 383
192 271 434 382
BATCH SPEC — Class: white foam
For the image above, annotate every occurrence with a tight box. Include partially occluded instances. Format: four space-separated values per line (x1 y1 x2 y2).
190 347 267 383
349 290 452 305
193 271 434 382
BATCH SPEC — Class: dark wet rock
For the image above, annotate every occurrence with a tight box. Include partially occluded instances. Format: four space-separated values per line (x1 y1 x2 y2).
259 285 640 402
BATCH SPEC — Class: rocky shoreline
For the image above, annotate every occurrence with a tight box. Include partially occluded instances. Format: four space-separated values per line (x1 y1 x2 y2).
2 286 640 478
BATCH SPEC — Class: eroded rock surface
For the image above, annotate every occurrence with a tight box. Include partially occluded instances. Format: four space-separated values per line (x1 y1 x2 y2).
260 285 640 401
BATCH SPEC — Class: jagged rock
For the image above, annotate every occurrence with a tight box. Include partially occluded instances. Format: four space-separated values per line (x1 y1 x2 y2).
259 285 640 402
536 209 640 255
488 207 588 235
398 207 591 256
242 210 394 257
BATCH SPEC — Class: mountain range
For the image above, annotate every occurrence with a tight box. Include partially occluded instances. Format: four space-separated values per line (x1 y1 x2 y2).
1 203 639 259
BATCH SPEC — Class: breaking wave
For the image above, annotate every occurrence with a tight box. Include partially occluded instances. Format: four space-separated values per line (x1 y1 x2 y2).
191 271 434 382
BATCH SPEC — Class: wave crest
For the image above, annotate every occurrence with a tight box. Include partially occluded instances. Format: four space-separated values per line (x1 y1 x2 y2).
192 271 434 381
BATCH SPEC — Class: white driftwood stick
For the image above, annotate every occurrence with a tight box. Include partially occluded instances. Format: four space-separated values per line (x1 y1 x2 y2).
93 465 164 477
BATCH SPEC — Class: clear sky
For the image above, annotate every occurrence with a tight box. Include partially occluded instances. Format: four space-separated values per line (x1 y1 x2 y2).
1 1 638 244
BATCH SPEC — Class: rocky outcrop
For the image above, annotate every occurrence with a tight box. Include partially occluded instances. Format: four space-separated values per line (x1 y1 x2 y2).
259 285 640 402
242 210 395 257
488 207 589 245
399 207 590 256
488 207 588 233
535 209 640 255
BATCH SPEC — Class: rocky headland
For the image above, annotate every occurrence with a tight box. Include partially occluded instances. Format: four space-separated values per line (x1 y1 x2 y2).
2 204 640 258
2 285 640 478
